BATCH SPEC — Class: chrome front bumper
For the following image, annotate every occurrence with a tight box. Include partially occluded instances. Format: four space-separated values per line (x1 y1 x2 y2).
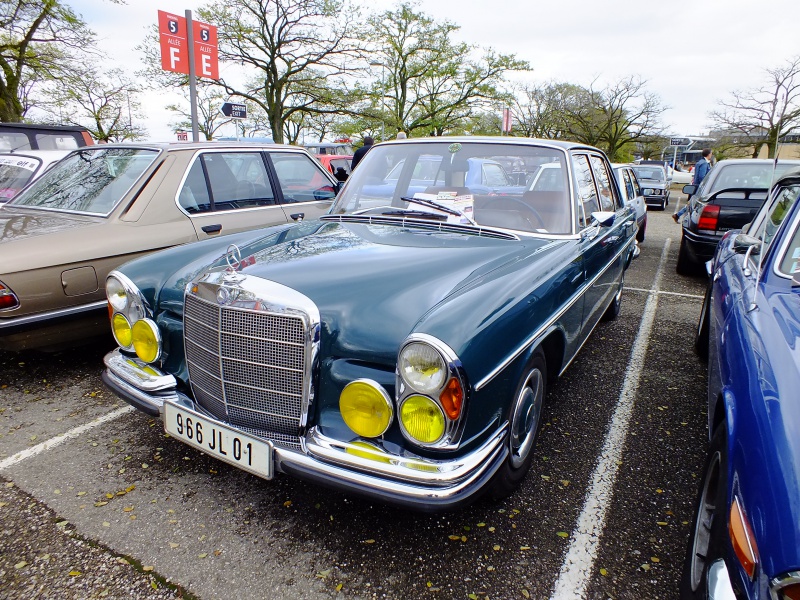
707 559 737 600
102 349 507 510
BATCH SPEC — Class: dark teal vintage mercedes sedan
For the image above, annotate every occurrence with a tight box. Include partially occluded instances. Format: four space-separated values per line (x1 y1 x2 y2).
101 137 638 510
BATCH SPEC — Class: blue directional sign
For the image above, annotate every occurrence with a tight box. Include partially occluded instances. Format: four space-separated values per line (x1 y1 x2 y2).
221 102 247 119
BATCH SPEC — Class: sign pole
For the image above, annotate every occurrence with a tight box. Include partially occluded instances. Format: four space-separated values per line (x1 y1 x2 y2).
185 9 199 142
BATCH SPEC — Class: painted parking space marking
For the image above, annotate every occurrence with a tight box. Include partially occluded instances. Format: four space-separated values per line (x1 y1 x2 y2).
626 286 703 300
550 239 672 600
0 406 133 471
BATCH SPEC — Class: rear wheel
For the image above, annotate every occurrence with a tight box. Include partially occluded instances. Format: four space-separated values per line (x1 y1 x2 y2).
694 282 712 362
636 216 646 243
603 273 624 321
488 349 547 500
676 236 697 275
680 426 728 599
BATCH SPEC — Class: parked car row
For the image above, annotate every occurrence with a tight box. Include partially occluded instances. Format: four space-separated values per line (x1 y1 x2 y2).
4 134 799 598
683 166 800 600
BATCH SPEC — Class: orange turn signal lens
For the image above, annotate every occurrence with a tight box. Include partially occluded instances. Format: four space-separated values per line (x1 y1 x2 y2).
729 497 758 580
439 378 463 420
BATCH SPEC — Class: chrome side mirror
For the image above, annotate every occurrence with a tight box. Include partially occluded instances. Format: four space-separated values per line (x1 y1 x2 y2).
590 211 616 227
733 233 761 255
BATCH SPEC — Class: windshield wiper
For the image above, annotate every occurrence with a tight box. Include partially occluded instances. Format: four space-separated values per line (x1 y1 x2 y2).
382 209 448 220
400 196 476 225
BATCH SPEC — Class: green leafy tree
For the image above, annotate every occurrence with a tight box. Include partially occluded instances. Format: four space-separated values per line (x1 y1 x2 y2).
0 0 97 122
363 3 529 137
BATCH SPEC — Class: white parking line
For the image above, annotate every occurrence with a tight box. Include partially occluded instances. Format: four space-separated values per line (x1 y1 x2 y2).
550 238 672 600
0 405 133 471
626 286 703 300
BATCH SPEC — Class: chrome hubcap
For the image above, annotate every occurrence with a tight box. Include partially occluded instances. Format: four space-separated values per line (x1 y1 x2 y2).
509 368 544 469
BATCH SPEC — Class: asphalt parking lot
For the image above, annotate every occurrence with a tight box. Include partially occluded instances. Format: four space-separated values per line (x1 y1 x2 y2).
0 194 710 600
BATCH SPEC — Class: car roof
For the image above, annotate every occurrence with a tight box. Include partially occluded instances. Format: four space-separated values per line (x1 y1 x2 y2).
374 136 602 153
715 158 800 165
0 123 90 133
67 141 313 153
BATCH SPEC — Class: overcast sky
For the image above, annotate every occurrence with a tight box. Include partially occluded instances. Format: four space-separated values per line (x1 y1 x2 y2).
69 0 800 142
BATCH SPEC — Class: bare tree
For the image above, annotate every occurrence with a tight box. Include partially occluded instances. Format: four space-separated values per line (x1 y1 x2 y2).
710 56 800 158
46 67 147 141
559 77 667 161
509 81 573 139
0 0 100 122
165 86 234 141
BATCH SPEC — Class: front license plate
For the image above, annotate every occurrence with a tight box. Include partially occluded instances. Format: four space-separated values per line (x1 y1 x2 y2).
163 403 273 479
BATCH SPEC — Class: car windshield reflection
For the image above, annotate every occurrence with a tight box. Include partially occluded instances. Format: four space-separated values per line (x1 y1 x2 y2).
9 148 158 215
331 142 572 235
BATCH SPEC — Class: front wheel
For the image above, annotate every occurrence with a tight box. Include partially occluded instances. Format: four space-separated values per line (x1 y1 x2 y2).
680 426 728 599
487 349 547 500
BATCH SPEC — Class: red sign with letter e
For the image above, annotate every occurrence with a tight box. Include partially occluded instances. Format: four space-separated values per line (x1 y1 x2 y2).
193 21 219 80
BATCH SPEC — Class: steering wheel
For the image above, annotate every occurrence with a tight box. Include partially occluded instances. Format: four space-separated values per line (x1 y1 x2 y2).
478 196 547 231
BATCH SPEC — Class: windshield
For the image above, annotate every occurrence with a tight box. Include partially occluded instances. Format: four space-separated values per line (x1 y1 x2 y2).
709 163 800 192
0 155 41 200
631 166 665 182
331 142 572 235
9 147 158 215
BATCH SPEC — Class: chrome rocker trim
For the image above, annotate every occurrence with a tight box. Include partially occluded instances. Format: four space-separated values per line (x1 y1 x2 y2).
103 349 507 510
0 300 107 328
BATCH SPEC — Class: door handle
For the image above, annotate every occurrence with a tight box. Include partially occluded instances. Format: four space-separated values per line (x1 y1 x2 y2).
290 213 304 222
202 224 222 234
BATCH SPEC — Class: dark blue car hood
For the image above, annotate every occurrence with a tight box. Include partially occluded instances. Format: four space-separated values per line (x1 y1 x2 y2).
181 220 558 364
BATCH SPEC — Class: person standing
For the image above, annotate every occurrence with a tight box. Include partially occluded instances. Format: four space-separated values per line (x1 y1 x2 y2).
673 148 713 222
351 136 375 170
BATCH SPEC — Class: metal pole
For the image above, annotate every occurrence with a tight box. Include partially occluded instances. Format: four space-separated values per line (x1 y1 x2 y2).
381 64 386 142
186 10 199 142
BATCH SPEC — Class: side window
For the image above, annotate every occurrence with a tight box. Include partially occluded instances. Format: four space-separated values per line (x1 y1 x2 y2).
589 155 617 211
482 163 510 187
754 184 800 257
630 170 641 197
572 154 600 227
623 169 635 200
778 218 800 277
179 152 275 214
270 153 336 204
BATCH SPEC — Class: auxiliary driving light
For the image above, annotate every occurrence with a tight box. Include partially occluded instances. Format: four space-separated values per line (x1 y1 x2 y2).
112 313 132 348
400 395 445 444
131 319 161 363
339 380 393 438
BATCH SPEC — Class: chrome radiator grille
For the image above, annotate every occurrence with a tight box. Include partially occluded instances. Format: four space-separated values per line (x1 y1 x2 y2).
184 293 308 449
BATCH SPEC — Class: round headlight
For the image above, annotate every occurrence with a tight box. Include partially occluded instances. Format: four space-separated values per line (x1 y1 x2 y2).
112 313 132 348
131 319 161 363
400 395 445 444
339 380 393 438
106 277 128 311
398 343 446 394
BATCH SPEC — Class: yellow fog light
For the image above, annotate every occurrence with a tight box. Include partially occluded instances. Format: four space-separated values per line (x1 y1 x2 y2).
345 441 392 464
112 313 132 348
131 319 161 363
400 395 445 444
339 380 393 438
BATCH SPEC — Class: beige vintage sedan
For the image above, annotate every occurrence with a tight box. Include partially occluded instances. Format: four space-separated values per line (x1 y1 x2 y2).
0 142 339 351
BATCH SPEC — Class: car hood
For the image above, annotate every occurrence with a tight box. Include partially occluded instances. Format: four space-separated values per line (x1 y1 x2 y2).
156 220 559 364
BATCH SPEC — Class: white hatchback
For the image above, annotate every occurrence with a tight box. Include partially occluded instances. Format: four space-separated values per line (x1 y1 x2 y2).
0 150 72 204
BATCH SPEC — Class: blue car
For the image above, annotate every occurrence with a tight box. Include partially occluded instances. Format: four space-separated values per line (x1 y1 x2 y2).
100 137 637 511
683 168 800 598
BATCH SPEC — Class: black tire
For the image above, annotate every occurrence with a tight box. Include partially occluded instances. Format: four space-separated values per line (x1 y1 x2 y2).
636 216 646 243
694 282 712 362
488 349 547 500
676 236 697 275
602 273 624 321
680 426 728 599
